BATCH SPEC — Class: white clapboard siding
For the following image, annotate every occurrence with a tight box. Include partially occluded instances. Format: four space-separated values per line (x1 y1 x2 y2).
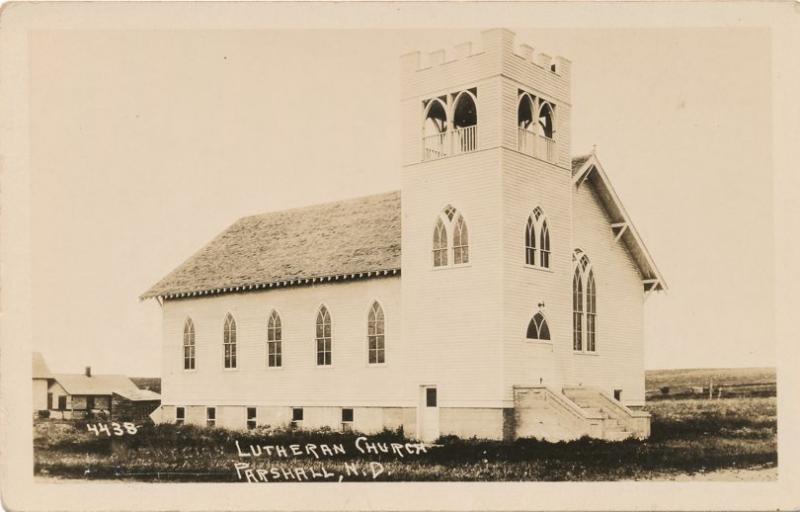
161 277 403 408
402 148 507 408
500 149 574 403
570 182 646 405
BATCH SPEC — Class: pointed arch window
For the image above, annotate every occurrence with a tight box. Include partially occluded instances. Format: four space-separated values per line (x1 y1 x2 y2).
525 216 536 265
367 302 385 364
433 205 470 267
525 207 550 268
267 311 282 368
316 305 332 366
586 270 596 352
223 313 237 369
433 218 448 267
573 250 597 352
453 214 469 264
527 312 551 341
183 318 195 370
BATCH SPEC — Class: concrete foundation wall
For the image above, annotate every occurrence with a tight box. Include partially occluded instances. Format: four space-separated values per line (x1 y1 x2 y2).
439 408 505 440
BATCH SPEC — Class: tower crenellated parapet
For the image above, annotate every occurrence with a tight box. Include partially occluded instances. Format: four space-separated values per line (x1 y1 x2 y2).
400 28 571 169
401 29 570 102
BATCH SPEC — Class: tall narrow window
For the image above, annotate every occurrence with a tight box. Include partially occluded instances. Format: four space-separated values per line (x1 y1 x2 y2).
586 270 596 352
223 313 237 369
573 267 583 351
368 302 385 364
526 312 551 341
433 218 448 267
267 310 282 368
525 215 536 265
525 207 550 268
573 250 597 352
316 305 332 366
183 318 195 370
540 220 550 268
453 214 469 264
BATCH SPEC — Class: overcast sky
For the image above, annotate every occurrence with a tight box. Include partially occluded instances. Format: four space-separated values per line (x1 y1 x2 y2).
29 28 773 376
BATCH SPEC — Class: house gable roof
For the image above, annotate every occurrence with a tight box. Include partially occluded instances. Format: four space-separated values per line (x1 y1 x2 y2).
141 191 402 300
33 352 53 379
572 153 667 292
53 374 144 396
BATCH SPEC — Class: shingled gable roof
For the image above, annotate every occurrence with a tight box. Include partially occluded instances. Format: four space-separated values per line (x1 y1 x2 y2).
53 374 143 396
143 157 664 300
141 191 402 300
572 153 667 292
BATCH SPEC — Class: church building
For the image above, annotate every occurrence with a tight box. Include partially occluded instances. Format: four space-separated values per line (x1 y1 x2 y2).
142 29 665 442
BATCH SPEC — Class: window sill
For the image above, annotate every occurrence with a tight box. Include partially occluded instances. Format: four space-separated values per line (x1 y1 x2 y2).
523 264 553 273
432 263 472 271
266 366 284 371
367 363 388 368
526 339 553 345
315 364 335 369
573 351 599 356
183 369 197 373
223 368 239 372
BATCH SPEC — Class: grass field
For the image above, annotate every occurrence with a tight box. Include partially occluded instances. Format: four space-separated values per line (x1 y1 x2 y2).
34 396 776 482
645 367 775 400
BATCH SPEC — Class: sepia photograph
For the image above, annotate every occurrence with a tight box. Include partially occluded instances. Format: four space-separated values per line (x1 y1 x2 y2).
2 2 799 511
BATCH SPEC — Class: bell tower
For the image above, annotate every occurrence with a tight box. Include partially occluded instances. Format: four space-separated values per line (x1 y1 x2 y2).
399 29 575 435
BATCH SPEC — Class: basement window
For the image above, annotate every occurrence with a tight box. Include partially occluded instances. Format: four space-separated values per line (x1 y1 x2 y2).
176 406 185 425
247 407 257 430
341 408 354 432
291 407 303 428
206 407 216 428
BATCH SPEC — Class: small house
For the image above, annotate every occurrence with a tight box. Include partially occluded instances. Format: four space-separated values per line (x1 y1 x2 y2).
48 366 160 421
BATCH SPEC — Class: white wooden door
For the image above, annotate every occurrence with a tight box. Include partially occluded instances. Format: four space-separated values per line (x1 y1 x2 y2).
419 385 439 442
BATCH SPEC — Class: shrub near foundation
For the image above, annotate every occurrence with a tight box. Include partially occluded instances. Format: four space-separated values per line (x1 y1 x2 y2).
34 397 777 481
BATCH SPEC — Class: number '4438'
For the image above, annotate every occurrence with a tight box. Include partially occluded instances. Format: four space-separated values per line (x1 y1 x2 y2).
86 422 138 436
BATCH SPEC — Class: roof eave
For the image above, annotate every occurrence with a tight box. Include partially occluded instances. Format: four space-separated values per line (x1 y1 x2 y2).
143 267 403 302
573 154 668 293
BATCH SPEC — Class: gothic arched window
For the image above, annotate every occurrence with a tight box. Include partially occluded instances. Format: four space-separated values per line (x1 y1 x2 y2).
573 250 597 352
223 313 237 369
525 207 550 268
267 310 282 368
433 205 470 267
526 312 551 341
316 305 332 366
183 318 195 370
433 218 448 267
367 302 385 364
453 214 469 264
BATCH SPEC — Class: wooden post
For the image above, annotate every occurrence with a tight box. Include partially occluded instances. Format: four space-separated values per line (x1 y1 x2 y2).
708 378 713 400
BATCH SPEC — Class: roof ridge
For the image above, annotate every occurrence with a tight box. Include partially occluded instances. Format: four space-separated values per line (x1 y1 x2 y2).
239 189 401 222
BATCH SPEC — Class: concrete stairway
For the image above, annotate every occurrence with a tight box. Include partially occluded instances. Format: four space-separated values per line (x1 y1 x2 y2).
512 386 650 441
563 386 651 440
